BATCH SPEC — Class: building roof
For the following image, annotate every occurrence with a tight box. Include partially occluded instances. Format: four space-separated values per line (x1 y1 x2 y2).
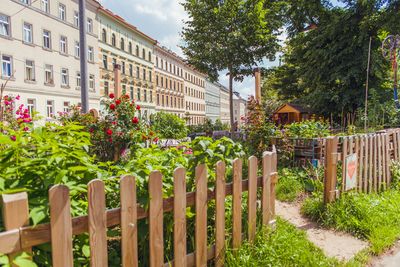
274 103 311 114
98 7 157 45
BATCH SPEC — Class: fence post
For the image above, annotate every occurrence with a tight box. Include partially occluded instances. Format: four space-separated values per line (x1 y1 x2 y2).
1 193 31 265
324 136 339 204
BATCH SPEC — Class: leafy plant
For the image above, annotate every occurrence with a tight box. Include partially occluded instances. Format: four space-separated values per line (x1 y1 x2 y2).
150 111 188 139
283 119 330 138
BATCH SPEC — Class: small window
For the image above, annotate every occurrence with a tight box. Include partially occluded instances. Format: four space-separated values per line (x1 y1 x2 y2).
46 100 54 117
130 86 134 99
0 14 10 37
59 4 66 21
89 74 95 90
88 46 94 62
136 45 139 56
25 60 35 81
75 41 80 58
144 90 147 102
41 0 49 13
1 55 12 78
102 55 108 69
87 18 93 33
61 68 69 86
102 29 107 43
44 64 53 84
23 22 33 43
136 66 139 78
137 88 141 101
60 36 67 54
122 62 125 74
43 30 51 49
143 69 146 80
74 11 79 27
76 72 81 88
129 64 133 76
148 51 152 62
20 0 30 5
120 38 125 51
129 42 132 54
27 99 35 116
104 81 109 96
111 34 116 46
142 48 145 59
63 101 70 112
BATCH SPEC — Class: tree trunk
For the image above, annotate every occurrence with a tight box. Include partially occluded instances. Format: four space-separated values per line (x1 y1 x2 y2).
229 72 234 133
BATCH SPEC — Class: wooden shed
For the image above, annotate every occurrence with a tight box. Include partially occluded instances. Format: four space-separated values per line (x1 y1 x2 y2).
272 103 310 125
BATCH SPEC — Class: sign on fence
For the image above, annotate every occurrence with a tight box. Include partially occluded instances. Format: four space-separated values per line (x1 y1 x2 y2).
345 153 358 191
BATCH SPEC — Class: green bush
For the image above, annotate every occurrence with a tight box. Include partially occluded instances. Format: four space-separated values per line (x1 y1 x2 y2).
225 217 338 266
150 111 188 139
284 119 331 138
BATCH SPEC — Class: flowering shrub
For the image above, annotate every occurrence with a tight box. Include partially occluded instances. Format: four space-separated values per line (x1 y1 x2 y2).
0 94 32 130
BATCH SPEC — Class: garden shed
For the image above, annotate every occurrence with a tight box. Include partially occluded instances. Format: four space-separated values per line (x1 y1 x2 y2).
272 103 310 125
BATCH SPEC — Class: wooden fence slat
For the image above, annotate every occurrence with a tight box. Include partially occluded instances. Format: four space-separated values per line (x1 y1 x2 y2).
1 193 31 264
270 151 278 218
357 136 363 192
374 135 378 192
382 134 387 190
378 135 382 191
232 158 243 249
385 134 391 186
120 175 138 267
215 161 226 267
262 152 272 225
363 135 368 193
88 180 108 267
149 171 164 267
173 168 187 267
397 132 400 160
342 137 348 192
195 164 208 267
355 136 360 192
247 156 258 243
49 185 73 267
393 131 398 160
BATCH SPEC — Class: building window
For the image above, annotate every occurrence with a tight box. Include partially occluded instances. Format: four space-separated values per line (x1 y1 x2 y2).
129 42 132 54
59 4 66 21
27 99 35 116
143 69 146 80
144 90 147 102
74 11 79 27
23 22 32 43
25 60 35 81
122 84 126 94
136 66 139 78
137 88 141 101
149 71 152 82
0 14 10 37
63 101 70 112
156 57 158 67
112 58 116 67
111 34 116 46
157 94 160 105
44 64 53 84
156 75 159 86
148 51 152 62
43 30 51 49
102 55 107 69
20 0 30 5
76 72 81 88
41 0 49 13
120 38 125 51
61 68 69 86
136 45 139 56
89 74 95 90
161 77 163 87
60 36 67 54
142 48 145 59
130 86 134 100
88 46 94 62
122 62 125 74
102 29 107 43
1 55 12 78
104 81 109 96
75 41 80 58
87 18 93 33
129 64 133 76
46 100 54 117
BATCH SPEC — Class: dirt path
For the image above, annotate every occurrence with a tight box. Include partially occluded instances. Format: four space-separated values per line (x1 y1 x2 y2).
276 200 369 261
369 241 400 267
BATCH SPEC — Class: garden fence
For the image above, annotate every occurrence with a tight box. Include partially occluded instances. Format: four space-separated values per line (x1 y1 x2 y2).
0 150 278 267
324 128 400 203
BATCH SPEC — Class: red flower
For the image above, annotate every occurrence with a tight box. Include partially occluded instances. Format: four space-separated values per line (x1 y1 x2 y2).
89 128 95 133
112 121 117 125
154 137 159 143
10 135 16 141
109 93 115 99
136 105 141 110
109 104 116 110
115 99 121 105
132 117 139 124
106 129 113 136
109 138 113 143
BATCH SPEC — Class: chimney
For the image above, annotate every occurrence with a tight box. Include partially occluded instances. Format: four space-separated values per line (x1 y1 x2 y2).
255 68 261 102
113 64 121 98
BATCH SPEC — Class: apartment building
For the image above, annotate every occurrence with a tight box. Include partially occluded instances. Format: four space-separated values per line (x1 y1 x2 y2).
205 80 221 122
98 7 156 119
220 85 230 124
233 92 247 128
154 45 185 117
184 67 206 125
0 0 101 118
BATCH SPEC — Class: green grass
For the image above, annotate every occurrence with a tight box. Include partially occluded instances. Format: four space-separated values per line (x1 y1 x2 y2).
302 189 400 254
225 217 339 266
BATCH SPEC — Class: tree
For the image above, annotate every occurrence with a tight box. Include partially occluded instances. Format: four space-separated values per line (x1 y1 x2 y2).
181 0 284 131
150 112 188 139
263 0 400 124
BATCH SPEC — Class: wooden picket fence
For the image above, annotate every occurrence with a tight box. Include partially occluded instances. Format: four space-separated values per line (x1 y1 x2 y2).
0 151 278 266
324 128 400 203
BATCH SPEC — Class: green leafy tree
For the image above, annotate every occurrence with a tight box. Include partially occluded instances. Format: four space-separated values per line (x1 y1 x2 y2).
150 112 188 139
181 0 284 130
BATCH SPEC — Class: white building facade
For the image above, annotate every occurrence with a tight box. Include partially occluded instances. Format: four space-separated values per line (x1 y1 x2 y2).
184 68 206 125
0 0 101 118
205 80 220 122
233 92 247 128
219 85 230 124
97 8 156 119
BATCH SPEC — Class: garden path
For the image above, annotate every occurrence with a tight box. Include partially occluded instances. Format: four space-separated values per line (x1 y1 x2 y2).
275 200 368 261
370 241 400 267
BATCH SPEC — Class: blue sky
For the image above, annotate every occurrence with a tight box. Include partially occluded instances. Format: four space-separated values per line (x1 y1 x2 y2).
99 0 343 98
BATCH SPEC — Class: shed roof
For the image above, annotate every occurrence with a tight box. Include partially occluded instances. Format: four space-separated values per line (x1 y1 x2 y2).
274 103 310 114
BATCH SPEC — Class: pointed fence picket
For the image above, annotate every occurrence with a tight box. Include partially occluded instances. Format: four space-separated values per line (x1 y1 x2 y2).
0 150 278 267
